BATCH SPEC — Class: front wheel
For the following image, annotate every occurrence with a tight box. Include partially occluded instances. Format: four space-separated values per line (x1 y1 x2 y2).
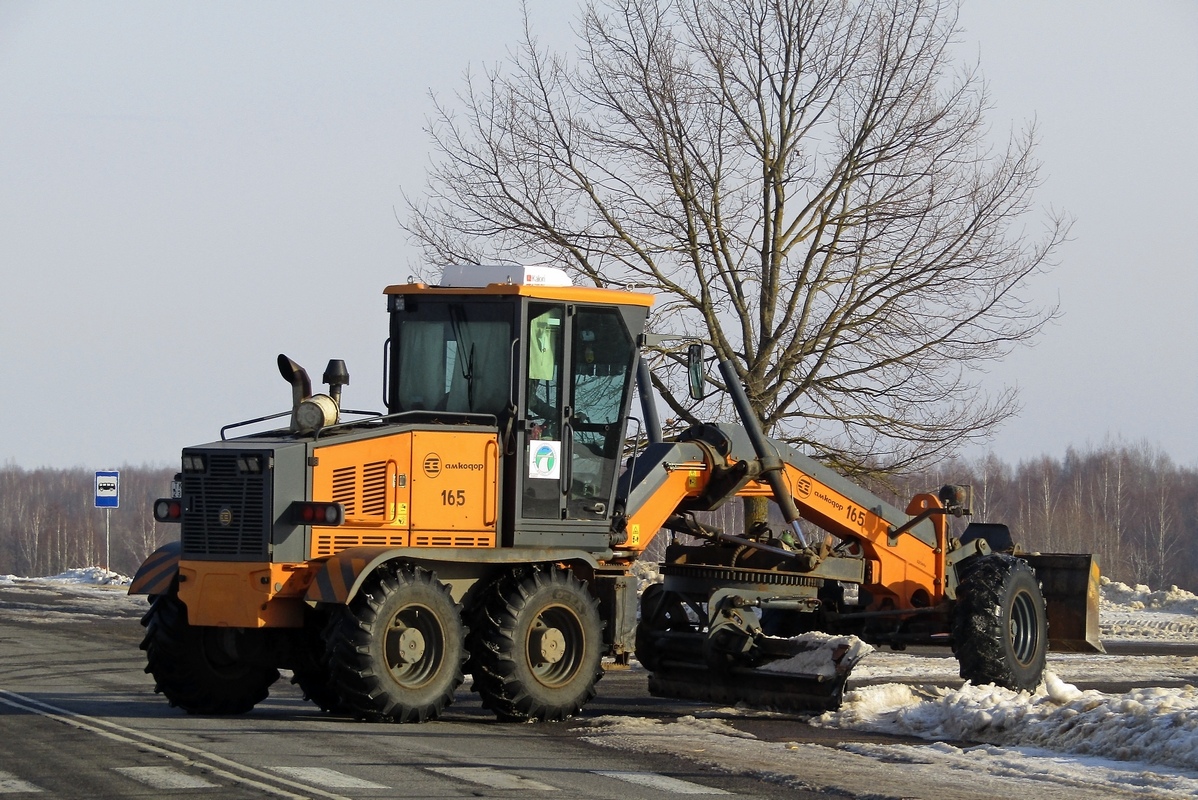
952 554 1048 691
470 566 604 722
324 565 465 723
140 593 279 714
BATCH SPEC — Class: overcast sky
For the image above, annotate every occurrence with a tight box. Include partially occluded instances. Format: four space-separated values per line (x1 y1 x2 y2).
1 1 1195 471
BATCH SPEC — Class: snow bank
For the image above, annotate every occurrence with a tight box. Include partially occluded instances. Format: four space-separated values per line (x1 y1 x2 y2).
815 672 1198 772
46 567 132 586
0 567 131 586
1100 577 1198 642
1102 577 1198 615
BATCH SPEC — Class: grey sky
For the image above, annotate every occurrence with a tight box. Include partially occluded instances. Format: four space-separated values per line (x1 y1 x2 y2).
1 1 1194 470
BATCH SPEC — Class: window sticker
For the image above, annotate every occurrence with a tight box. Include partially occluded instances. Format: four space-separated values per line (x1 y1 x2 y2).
528 440 562 479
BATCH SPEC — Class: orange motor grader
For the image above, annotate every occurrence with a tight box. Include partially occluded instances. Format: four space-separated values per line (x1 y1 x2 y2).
130 264 1101 722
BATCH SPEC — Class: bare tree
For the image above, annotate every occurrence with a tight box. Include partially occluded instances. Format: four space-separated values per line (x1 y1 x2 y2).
410 0 1065 476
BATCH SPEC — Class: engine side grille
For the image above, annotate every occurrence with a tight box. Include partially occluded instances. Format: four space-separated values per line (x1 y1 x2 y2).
361 461 388 517
181 451 270 559
332 466 357 515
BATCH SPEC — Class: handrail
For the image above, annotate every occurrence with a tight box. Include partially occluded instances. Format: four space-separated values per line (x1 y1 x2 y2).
219 408 497 441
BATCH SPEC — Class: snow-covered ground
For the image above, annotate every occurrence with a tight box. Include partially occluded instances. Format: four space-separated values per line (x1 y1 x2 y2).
4 569 1198 797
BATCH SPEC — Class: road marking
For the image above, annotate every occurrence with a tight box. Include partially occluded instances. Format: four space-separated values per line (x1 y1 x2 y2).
0 770 43 793
428 766 557 791
114 766 219 790
0 689 352 800
593 770 731 794
269 768 388 790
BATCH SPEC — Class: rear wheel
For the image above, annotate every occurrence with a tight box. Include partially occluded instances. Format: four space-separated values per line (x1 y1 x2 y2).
140 592 279 714
470 566 603 722
324 565 465 723
952 554 1047 691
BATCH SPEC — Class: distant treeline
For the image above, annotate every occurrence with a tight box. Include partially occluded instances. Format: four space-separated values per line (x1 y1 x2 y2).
0 466 175 578
887 443 1198 592
1 442 1195 589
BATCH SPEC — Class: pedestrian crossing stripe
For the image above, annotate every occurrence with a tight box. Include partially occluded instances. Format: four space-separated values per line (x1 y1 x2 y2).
0 770 42 794
114 767 218 790
428 766 557 791
593 769 731 794
268 767 388 790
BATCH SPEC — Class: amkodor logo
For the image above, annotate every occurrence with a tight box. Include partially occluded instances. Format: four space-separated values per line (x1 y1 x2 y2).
795 476 812 499
423 453 441 478
218 507 234 527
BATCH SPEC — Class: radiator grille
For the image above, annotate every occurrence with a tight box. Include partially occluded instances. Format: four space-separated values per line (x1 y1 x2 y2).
181 451 270 559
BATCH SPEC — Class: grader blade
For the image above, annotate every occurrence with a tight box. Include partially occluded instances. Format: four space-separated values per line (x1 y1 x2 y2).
646 634 872 713
1024 553 1105 653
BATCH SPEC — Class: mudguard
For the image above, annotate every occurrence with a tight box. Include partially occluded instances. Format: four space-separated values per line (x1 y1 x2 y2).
305 546 604 605
127 541 182 596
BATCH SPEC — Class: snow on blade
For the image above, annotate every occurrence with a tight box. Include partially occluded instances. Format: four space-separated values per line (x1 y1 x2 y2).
758 633 874 679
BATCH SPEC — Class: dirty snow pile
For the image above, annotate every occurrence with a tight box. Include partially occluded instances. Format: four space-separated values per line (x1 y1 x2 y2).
0 567 131 586
810 580 1198 780
1101 577 1198 642
815 672 1198 766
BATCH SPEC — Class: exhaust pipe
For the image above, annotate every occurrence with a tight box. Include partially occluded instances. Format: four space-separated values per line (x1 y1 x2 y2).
277 354 339 434
278 354 313 406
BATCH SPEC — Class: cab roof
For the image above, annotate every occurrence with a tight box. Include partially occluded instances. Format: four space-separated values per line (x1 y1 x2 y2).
384 264 654 308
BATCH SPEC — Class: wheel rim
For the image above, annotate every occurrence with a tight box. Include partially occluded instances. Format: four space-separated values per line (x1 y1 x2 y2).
200 628 251 678
1009 589 1040 666
526 604 584 688
384 604 444 688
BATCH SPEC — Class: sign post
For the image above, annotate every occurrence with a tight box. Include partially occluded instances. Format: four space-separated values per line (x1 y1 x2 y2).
94 471 119 572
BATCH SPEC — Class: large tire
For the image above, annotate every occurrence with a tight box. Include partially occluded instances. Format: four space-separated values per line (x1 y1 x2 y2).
288 611 344 713
952 554 1048 691
140 593 279 714
470 566 604 722
634 584 692 671
324 565 465 723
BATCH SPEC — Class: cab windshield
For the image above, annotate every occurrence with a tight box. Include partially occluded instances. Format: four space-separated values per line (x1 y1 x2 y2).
389 299 513 417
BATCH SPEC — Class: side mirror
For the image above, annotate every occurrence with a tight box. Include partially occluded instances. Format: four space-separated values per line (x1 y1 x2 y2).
687 343 705 400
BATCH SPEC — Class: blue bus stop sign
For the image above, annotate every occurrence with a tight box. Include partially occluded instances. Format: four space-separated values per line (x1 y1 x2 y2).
95 471 119 509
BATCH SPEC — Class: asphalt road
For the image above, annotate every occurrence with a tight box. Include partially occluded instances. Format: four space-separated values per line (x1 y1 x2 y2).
0 584 1185 800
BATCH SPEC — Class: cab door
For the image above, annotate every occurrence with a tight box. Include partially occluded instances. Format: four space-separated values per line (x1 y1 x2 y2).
521 302 567 520
566 306 635 520
518 302 636 524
